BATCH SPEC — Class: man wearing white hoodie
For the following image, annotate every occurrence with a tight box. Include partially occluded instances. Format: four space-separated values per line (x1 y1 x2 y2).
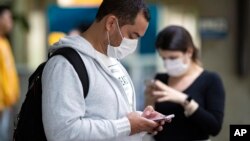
42 0 168 141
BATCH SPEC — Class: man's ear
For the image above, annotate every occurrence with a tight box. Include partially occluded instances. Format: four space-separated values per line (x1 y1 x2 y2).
105 15 117 32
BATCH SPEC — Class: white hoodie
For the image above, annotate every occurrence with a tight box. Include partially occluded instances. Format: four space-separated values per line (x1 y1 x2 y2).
42 35 144 141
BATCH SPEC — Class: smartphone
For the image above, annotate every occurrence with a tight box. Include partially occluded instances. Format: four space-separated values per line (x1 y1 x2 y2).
150 114 175 122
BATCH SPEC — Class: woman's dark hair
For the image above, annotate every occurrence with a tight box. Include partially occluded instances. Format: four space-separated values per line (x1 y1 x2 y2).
96 0 150 26
155 25 199 63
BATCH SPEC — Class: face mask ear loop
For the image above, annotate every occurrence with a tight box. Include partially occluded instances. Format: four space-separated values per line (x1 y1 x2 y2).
115 19 124 38
107 31 111 45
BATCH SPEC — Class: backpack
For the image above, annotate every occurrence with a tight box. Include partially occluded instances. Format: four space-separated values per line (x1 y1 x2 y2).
13 47 89 141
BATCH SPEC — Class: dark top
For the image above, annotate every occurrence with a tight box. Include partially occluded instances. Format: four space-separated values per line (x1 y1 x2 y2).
154 70 225 141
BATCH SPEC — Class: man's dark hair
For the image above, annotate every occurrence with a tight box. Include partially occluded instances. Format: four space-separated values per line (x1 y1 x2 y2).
0 5 10 16
96 0 150 26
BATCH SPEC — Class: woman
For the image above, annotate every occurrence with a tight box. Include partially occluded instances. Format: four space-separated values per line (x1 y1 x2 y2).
145 25 225 141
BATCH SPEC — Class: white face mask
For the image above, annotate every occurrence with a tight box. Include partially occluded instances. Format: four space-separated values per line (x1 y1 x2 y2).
107 20 138 59
164 56 190 77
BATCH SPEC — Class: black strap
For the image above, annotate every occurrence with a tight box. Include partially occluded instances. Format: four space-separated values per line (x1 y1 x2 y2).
50 47 89 98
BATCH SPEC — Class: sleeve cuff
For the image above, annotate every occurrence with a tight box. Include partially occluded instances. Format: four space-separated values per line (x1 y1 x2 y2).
184 100 199 117
113 117 131 136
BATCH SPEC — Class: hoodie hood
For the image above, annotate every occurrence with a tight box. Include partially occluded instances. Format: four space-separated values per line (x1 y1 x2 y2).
49 35 123 81
49 35 98 59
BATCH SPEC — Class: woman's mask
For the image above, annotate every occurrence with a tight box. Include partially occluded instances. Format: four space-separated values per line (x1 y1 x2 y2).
107 20 138 59
164 55 190 77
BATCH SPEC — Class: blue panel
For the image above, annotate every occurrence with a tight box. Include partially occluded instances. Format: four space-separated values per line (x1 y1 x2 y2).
139 5 158 54
47 5 98 33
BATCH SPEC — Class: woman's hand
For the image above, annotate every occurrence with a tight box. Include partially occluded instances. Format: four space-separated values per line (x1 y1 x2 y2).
151 80 187 105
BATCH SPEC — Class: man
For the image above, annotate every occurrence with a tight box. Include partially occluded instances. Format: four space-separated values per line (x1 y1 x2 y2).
42 0 167 141
0 5 20 141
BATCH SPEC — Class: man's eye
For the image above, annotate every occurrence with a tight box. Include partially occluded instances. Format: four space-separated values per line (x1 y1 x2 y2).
129 34 139 39
169 57 178 60
129 35 134 39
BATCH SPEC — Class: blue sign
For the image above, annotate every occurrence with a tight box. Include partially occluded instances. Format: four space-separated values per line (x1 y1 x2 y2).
199 18 228 39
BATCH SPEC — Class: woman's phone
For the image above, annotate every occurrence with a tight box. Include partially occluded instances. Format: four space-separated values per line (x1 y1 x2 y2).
150 114 175 122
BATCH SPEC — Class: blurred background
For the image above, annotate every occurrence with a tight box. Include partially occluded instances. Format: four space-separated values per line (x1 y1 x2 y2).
0 0 250 140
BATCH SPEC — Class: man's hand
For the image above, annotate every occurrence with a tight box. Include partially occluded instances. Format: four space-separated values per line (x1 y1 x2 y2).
127 106 170 136
127 112 159 135
142 106 170 134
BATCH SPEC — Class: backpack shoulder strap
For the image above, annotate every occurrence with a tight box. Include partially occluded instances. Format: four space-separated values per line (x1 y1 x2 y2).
50 47 89 98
